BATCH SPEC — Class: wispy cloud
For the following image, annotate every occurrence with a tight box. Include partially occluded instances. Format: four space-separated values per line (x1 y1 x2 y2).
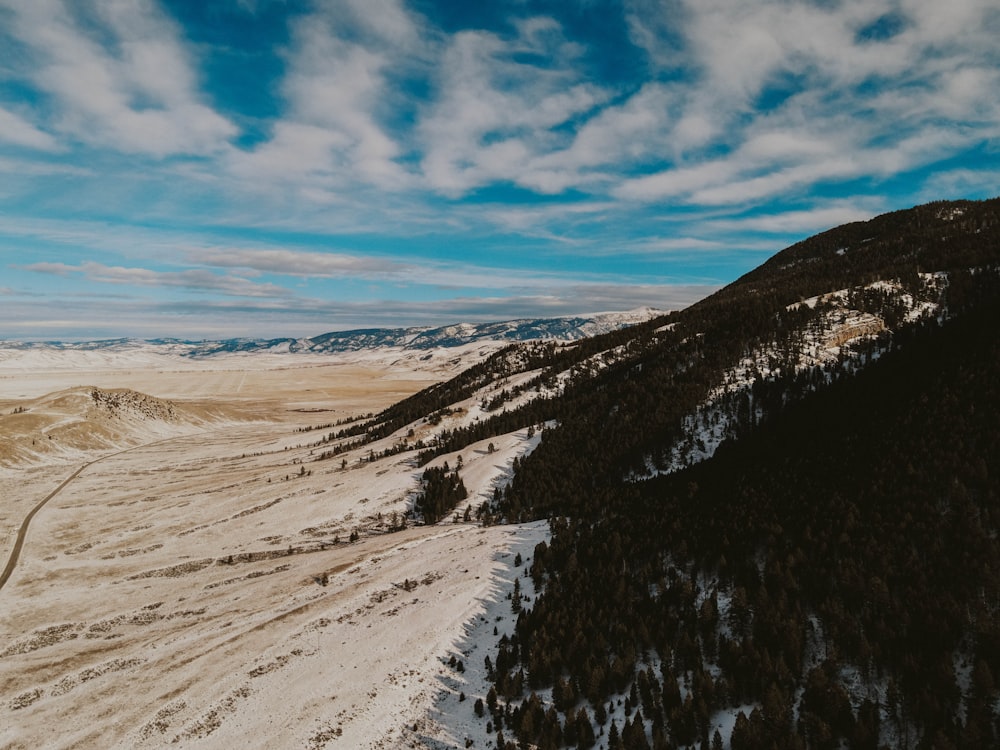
476 201 617 239
153 282 717 331
918 168 1000 203
19 261 77 277
0 157 93 178
612 0 1000 207
1 0 236 156
189 244 588 293
23 261 290 297
0 106 60 151
192 248 413 279
228 0 424 193
418 20 610 195
704 202 881 235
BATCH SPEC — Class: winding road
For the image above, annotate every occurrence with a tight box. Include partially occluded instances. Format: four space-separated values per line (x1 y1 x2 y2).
0 463 89 590
0 435 199 592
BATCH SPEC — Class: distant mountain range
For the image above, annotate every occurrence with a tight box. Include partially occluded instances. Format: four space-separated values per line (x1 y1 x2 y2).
1 308 662 356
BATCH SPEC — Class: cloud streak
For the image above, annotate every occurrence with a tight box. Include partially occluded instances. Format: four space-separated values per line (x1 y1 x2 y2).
23 261 290 298
0 107 60 151
191 248 413 279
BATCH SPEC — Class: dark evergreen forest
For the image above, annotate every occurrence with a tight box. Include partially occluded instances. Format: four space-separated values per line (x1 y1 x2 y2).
478 199 1000 749
414 463 467 524
489 300 1000 749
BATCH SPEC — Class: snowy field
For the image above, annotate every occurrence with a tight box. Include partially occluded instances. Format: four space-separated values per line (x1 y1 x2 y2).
0 346 547 749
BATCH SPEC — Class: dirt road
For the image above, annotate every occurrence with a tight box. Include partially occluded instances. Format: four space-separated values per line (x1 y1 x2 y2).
0 464 89 591
0 435 203 592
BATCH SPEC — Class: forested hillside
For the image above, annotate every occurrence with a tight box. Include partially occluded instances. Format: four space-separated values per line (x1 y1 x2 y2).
490 299 1000 749
474 198 1000 749
341 201 999 493
329 197 1000 747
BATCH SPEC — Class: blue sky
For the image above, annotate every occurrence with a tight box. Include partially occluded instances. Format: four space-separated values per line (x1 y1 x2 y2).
1 0 997 340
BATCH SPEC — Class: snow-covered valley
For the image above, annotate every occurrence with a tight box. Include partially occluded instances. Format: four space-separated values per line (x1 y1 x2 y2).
0 347 548 749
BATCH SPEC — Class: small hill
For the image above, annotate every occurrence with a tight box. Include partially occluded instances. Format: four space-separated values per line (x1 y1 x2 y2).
0 387 241 468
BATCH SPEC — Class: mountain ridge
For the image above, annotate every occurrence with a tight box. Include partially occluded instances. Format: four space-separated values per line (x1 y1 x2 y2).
0 308 663 356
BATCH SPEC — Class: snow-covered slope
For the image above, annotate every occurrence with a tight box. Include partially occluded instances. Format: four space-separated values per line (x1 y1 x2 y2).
636 273 949 478
0 353 552 748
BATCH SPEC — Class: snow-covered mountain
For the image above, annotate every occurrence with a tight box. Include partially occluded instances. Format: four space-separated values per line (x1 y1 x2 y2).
308 308 660 352
0 308 662 358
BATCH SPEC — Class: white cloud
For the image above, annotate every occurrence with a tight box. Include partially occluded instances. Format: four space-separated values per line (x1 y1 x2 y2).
333 0 424 48
614 159 741 201
418 23 610 195
0 107 60 151
227 122 352 185
479 201 617 234
1 0 236 157
0 214 572 295
191 248 412 279
609 0 1000 208
521 83 678 193
689 159 860 207
23 260 290 297
282 19 410 187
0 157 93 177
623 0 688 72
704 203 880 235
20 261 77 277
228 0 424 193
917 169 1000 202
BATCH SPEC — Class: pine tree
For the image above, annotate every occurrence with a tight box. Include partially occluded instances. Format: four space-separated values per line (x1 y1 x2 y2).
608 719 622 750
576 706 596 749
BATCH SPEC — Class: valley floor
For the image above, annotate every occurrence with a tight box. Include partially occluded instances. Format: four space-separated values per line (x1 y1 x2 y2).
0 351 543 749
